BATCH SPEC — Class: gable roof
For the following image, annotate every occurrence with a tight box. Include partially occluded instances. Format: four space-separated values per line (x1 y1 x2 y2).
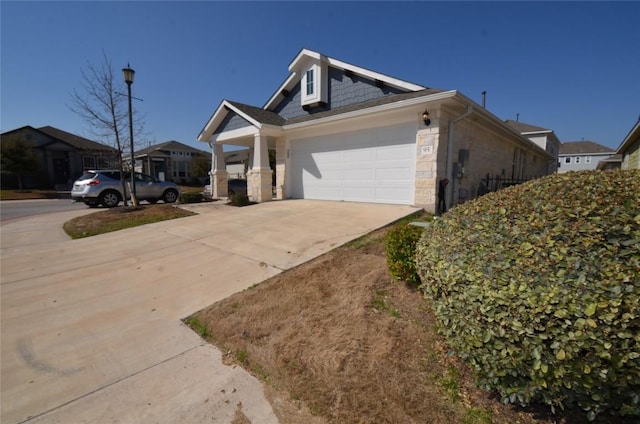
504 120 551 134
1 125 116 152
264 48 427 111
36 126 116 151
559 141 615 155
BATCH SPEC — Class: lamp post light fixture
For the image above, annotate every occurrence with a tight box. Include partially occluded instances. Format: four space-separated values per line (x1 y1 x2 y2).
122 63 138 206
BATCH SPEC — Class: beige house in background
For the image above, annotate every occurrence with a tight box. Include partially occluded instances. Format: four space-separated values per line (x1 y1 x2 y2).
197 49 553 213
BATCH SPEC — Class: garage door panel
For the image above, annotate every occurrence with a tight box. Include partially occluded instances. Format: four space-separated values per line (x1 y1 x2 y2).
344 168 375 181
375 187 412 203
376 144 413 160
290 124 416 204
375 167 413 183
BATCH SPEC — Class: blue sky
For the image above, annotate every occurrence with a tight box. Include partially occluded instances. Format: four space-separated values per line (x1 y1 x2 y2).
1 1 638 151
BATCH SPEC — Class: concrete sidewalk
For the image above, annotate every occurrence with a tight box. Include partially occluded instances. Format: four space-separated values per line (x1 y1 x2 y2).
1 200 418 423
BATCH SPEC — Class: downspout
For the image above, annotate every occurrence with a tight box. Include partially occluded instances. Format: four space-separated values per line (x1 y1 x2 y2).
446 105 473 209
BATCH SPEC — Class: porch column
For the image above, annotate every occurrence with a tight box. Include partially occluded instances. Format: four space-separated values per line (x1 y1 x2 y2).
247 133 273 202
209 142 228 198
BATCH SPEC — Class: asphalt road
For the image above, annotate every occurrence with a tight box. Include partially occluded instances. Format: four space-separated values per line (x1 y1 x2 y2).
0 199 89 222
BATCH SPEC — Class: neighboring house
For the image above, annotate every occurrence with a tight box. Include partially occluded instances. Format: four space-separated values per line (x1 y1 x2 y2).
558 141 615 173
504 120 560 174
129 140 210 183
617 119 640 170
0 125 118 189
224 149 250 178
197 49 553 213
596 154 622 171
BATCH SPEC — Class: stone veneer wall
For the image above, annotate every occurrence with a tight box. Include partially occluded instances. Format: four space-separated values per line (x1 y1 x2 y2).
446 114 550 206
415 108 551 211
275 137 287 199
414 126 441 213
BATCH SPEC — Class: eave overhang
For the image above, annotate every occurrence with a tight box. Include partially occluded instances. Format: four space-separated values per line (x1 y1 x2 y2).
617 120 640 154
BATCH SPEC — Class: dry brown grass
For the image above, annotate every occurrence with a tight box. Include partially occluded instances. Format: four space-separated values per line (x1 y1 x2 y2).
192 227 591 424
63 204 195 238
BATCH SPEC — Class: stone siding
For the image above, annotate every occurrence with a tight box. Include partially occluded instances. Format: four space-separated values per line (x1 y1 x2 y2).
621 138 640 170
275 137 287 199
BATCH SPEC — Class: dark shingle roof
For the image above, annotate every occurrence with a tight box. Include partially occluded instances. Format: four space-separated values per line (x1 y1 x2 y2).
136 140 209 156
37 126 116 151
504 120 551 133
559 141 615 155
227 101 286 126
226 89 444 128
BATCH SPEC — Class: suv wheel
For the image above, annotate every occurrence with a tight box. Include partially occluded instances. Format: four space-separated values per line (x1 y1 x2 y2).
99 190 121 208
162 189 178 203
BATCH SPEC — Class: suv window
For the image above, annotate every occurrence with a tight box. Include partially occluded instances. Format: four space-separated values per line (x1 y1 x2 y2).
79 171 97 180
135 173 156 183
100 171 122 180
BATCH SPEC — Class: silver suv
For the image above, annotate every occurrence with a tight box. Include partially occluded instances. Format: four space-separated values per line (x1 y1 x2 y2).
71 170 180 208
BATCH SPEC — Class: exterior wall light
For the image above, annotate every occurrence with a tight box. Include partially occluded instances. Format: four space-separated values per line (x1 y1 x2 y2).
422 110 431 126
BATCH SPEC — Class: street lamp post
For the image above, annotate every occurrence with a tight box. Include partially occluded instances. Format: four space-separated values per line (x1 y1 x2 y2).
122 63 138 206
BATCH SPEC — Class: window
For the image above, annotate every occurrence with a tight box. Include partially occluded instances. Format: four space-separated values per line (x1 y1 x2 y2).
82 156 96 170
575 156 581 164
301 63 326 106
564 157 571 164
306 69 314 95
585 156 591 164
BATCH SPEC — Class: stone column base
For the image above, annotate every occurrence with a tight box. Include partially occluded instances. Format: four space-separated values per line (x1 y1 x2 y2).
247 168 273 202
210 170 228 198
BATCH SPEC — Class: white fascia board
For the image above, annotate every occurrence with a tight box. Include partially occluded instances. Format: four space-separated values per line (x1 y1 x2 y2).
617 120 640 153
288 48 323 71
197 101 226 142
521 130 552 135
209 122 282 144
264 73 297 110
327 56 426 92
210 126 258 143
224 102 262 128
283 90 457 131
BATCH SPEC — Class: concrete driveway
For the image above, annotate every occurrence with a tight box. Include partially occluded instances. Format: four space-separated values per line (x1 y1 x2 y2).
1 200 418 423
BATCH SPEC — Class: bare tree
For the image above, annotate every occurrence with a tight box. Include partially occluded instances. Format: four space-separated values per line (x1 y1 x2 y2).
68 51 144 207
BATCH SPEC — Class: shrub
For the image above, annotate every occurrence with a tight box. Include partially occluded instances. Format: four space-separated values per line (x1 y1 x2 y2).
229 193 252 207
179 192 204 203
415 170 640 421
385 224 424 287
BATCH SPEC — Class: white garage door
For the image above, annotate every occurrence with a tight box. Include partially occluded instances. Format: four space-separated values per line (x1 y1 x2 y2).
289 124 416 204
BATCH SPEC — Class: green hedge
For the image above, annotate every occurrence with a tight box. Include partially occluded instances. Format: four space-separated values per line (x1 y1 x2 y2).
385 224 424 287
415 170 640 421
179 192 204 203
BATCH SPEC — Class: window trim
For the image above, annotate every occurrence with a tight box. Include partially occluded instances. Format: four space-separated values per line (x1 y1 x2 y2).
301 63 323 106
306 69 314 96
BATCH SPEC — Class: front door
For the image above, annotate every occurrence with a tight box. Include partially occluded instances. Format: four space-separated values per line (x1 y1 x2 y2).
53 158 70 185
